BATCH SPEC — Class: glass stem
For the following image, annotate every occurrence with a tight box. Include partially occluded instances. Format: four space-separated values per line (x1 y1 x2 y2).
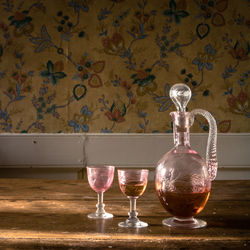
96 192 105 215
129 197 138 219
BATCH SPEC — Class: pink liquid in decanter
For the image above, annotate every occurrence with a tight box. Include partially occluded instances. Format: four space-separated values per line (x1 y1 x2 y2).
155 147 211 218
157 189 210 218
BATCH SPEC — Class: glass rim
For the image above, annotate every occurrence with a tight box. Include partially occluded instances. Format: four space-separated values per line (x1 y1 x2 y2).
86 165 115 169
117 169 149 173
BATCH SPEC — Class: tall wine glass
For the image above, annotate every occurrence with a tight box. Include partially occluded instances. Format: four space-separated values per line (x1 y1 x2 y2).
118 169 149 228
87 165 115 219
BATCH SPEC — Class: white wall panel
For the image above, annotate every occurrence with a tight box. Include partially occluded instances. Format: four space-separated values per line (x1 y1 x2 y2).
0 133 249 179
0 134 84 166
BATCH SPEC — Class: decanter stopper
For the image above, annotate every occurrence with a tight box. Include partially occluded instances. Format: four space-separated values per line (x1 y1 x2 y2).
170 83 192 112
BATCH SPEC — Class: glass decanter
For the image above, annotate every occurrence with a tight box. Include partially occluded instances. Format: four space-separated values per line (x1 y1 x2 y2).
155 83 218 229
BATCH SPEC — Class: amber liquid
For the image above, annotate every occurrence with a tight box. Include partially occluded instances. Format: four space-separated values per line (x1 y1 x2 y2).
157 189 210 218
120 181 147 197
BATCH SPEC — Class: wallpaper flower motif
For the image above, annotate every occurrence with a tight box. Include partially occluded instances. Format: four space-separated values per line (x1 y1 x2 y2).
0 0 249 133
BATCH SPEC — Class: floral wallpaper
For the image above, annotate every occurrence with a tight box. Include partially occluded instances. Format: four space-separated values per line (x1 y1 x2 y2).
0 0 249 133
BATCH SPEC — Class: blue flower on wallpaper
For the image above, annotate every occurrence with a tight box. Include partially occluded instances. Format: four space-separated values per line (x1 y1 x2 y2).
3 84 25 101
138 110 149 131
0 70 7 79
0 109 12 132
153 83 172 112
192 44 216 71
237 71 249 86
40 60 67 86
69 0 89 13
163 0 189 24
98 8 112 21
29 25 53 53
222 65 237 79
101 127 113 133
0 109 9 121
69 105 93 132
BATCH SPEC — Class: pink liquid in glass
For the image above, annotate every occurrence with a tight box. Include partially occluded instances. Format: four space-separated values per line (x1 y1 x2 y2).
87 166 115 193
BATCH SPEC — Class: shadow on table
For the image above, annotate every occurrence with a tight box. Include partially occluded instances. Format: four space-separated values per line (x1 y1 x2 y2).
0 211 249 233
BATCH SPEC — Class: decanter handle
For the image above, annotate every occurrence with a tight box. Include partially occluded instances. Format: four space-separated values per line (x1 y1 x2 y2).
190 109 218 181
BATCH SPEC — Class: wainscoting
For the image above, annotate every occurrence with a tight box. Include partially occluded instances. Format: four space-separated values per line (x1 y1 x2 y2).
0 133 249 180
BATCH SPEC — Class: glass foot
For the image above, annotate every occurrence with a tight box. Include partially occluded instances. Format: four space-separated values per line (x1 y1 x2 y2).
162 217 207 229
88 212 113 219
118 219 148 228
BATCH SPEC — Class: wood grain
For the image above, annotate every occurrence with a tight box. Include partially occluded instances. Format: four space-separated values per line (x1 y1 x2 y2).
0 179 249 249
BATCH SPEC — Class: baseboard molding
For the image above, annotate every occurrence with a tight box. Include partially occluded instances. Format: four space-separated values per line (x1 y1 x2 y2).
0 133 249 180
0 166 249 181
0 167 81 180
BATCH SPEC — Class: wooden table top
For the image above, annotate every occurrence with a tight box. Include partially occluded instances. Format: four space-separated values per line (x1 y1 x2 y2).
0 178 249 249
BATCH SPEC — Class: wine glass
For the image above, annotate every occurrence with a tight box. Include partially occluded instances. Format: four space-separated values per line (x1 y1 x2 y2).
118 169 149 228
87 165 115 219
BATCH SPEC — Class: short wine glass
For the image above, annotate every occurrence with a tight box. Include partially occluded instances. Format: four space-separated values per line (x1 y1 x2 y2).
87 165 115 219
118 169 149 228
